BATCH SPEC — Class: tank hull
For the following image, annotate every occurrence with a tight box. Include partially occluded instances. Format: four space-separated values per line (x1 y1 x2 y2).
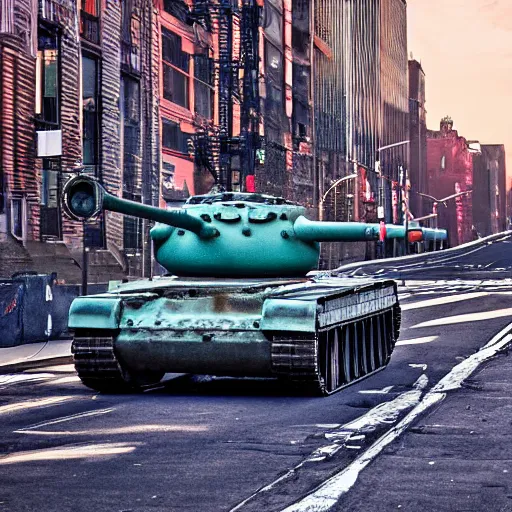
70 276 400 395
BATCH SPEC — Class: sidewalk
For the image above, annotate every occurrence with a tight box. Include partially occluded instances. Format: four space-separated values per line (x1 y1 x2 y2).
0 338 73 373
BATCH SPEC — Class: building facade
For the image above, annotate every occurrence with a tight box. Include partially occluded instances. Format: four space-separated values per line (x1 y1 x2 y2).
472 144 507 236
408 58 428 219
313 0 408 267
426 117 475 247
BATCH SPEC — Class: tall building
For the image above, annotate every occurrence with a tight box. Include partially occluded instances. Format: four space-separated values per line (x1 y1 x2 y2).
313 0 409 267
408 58 428 219
472 144 507 236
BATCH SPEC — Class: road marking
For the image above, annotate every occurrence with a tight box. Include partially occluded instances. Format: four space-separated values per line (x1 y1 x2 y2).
230 376 428 511
0 374 54 386
14 424 208 436
0 442 139 465
359 386 394 395
401 292 488 311
0 396 75 415
14 408 114 432
412 308 512 328
396 336 438 346
409 364 428 371
280 321 512 512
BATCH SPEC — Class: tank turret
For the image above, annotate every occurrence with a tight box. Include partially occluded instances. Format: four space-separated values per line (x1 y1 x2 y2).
63 175 414 277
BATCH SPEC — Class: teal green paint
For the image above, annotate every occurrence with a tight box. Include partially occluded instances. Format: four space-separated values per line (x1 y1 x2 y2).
293 217 380 242
260 298 317 332
62 174 446 278
68 297 122 329
422 227 448 241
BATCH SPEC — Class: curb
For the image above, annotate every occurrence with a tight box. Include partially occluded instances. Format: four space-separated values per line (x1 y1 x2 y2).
329 230 512 275
0 355 74 374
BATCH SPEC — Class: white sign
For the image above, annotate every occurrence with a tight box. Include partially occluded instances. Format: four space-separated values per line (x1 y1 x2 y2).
377 206 385 219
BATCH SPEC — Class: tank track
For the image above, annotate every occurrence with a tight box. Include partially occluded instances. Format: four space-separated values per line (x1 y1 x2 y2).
72 332 134 392
72 331 164 392
271 305 400 396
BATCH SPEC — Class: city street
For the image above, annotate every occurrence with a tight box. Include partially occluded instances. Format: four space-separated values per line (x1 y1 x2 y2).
1 236 512 512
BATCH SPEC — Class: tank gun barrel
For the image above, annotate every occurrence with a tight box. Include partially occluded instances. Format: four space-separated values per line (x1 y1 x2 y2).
62 175 218 239
293 217 408 242
421 227 448 241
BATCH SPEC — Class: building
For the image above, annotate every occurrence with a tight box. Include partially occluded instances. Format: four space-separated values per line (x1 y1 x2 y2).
408 58 428 219
426 117 475 247
0 0 160 283
313 0 409 267
379 0 409 226
472 144 507 236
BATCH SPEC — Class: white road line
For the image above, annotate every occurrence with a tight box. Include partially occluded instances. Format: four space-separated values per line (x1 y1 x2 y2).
14 408 114 432
396 336 438 346
0 396 75 415
400 292 488 311
230 376 428 512
280 321 512 512
411 308 512 328
0 374 54 386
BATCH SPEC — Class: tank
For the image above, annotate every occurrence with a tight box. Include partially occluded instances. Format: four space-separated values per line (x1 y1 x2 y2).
62 175 402 395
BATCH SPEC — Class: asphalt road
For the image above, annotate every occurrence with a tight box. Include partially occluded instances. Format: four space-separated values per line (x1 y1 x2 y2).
1 237 512 512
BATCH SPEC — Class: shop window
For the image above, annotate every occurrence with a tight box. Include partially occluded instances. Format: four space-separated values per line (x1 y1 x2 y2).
82 54 99 167
36 24 59 129
162 28 189 108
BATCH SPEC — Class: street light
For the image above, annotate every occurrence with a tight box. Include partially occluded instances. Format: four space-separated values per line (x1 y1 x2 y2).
417 190 473 229
376 140 410 256
319 173 358 221
376 140 410 221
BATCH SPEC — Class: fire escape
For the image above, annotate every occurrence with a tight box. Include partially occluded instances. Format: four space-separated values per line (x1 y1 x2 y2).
191 0 261 192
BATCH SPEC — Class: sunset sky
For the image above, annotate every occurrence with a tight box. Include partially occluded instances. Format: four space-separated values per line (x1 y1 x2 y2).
407 0 512 182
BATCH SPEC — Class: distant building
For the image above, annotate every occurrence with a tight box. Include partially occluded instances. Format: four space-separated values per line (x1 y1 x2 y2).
408 59 428 219
427 117 475 247
313 0 408 266
472 145 507 236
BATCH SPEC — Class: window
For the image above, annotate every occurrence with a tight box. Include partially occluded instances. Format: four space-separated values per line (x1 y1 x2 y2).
11 198 23 239
121 0 141 73
80 0 99 44
82 54 99 167
264 2 283 47
123 192 143 251
162 28 189 108
162 118 189 154
194 53 214 119
292 64 310 139
122 75 141 194
36 25 59 129
163 0 190 23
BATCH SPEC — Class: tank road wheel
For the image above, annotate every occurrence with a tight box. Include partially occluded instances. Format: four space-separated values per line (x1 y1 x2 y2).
72 331 164 393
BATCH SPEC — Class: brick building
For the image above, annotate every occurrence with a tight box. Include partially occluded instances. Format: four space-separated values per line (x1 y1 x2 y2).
472 144 507 236
426 117 475 247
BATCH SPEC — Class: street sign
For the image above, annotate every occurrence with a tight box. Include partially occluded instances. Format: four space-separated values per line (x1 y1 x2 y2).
377 206 384 219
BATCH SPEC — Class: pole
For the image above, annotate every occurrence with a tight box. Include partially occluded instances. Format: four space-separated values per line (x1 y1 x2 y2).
82 220 88 296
